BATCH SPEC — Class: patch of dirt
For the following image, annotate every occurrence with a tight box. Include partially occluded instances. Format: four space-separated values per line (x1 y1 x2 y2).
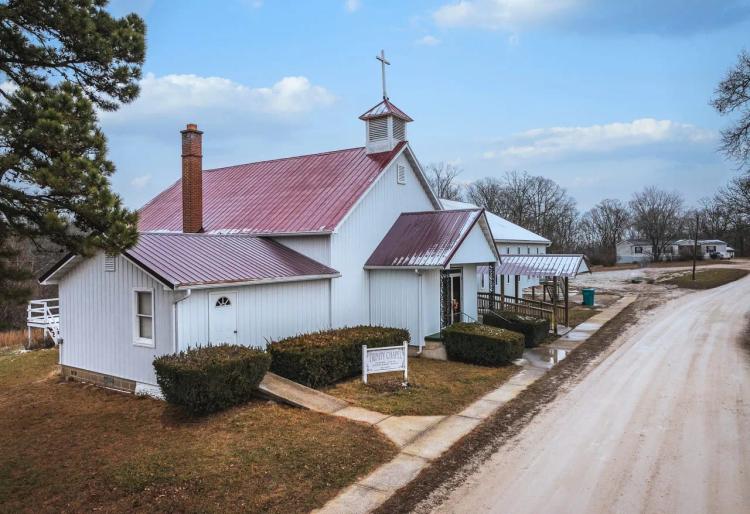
374 299 646 514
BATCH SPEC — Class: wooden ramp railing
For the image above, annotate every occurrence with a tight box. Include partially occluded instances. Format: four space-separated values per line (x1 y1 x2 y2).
478 292 567 326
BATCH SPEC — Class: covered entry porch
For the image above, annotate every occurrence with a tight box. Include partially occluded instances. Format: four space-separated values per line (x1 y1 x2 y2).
478 254 590 334
365 208 500 348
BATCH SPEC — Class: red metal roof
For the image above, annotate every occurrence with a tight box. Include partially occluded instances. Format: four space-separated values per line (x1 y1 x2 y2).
358 99 413 122
365 209 485 268
125 233 339 288
138 144 406 235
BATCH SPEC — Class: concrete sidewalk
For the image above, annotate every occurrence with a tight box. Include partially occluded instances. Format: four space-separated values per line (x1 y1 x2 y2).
314 294 637 514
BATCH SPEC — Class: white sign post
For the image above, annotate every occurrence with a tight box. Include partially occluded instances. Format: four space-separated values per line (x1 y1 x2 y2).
362 341 408 385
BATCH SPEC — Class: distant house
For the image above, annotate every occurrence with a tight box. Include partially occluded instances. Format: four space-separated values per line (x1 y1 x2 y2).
441 199 551 296
616 238 733 264
671 239 732 260
615 240 655 264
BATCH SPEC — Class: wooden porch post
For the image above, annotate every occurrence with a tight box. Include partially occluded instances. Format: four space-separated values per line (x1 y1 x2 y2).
500 274 505 311
552 276 559 335
564 276 569 327
514 275 520 313
531 286 535 300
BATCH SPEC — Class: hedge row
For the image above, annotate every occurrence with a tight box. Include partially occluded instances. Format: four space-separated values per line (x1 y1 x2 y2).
443 322 524 366
483 310 550 348
268 326 410 388
153 345 271 416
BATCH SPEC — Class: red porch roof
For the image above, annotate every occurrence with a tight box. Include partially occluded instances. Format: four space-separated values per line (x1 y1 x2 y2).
365 209 490 268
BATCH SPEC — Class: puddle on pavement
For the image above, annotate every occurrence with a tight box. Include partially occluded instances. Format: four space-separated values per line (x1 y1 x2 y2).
526 346 570 369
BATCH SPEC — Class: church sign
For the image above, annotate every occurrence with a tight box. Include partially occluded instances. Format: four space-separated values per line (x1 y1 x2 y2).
362 342 408 384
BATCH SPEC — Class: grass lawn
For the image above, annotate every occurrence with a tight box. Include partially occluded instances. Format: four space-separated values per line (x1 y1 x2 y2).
0 348 397 513
324 358 519 416
663 268 749 290
567 305 603 327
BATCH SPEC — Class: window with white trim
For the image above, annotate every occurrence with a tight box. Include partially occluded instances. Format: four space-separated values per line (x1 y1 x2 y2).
133 288 154 347
634 246 643 254
397 164 406 185
215 296 232 307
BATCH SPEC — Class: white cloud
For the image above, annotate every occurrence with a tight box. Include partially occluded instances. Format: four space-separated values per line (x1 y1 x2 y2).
416 35 441 46
434 0 580 30
101 73 336 127
345 0 361 12
492 119 715 159
130 174 152 189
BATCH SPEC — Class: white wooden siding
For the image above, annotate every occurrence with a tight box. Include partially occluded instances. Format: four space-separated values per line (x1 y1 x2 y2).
369 269 440 345
492 243 548 294
58 252 173 385
273 235 331 266
177 279 331 349
461 264 478 320
330 152 434 327
450 223 496 265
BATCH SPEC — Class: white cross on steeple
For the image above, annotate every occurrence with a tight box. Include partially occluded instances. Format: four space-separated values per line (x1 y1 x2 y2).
376 49 390 99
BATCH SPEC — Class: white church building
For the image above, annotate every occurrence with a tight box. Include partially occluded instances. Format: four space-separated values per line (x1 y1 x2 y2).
39 87 500 391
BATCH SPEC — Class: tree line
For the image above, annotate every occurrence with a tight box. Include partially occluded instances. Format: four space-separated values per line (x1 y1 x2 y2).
427 50 750 264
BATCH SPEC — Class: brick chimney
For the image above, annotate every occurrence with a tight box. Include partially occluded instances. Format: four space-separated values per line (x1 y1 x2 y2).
181 123 203 233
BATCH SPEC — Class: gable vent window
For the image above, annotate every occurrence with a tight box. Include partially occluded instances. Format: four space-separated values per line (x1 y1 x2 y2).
215 296 232 307
368 118 388 142
393 118 406 141
397 164 406 185
104 253 116 272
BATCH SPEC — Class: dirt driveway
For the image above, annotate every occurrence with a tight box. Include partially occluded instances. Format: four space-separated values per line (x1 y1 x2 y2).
435 274 750 514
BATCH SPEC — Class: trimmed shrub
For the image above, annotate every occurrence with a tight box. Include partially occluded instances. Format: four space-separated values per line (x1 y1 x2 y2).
443 323 524 366
483 311 550 348
153 344 271 416
268 326 410 388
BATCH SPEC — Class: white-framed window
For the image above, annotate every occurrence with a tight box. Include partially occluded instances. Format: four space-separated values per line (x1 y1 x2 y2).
634 246 643 254
397 164 406 185
536 247 540 254
133 288 155 347
506 247 510 254
706 245 716 253
527 247 530 254
516 247 521 254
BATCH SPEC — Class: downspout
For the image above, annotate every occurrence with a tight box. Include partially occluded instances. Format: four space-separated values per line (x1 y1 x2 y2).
415 269 423 354
172 289 192 353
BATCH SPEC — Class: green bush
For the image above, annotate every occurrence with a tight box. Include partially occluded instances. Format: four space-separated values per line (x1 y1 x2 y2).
483 311 550 348
153 345 271 416
443 323 524 366
268 326 409 388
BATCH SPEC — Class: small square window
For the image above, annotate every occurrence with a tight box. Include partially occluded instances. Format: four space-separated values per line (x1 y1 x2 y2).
634 246 643 254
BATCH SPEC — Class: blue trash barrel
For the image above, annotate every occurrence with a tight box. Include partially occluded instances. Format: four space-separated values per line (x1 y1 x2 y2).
582 288 595 306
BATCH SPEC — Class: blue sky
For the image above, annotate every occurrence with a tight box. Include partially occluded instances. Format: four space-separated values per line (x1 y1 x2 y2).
103 0 750 211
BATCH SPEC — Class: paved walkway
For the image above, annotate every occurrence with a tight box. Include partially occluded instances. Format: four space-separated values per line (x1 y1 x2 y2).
312 294 637 513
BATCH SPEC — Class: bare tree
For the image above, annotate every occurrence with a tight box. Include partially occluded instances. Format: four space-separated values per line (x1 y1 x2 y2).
630 187 684 261
465 177 505 214
425 162 463 201
712 50 750 172
466 171 580 252
580 199 631 264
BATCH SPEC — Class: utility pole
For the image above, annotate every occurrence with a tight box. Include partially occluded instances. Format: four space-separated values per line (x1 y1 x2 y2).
692 212 699 281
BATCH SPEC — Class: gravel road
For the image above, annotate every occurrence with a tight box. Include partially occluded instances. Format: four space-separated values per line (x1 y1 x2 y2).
435 274 750 514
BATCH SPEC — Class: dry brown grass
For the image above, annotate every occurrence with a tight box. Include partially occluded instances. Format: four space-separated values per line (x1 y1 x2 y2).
663 268 749 290
591 258 743 273
0 348 397 513
324 358 519 416
0 328 48 351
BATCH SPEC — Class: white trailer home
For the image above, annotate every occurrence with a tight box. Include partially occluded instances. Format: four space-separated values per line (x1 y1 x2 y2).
38 95 499 393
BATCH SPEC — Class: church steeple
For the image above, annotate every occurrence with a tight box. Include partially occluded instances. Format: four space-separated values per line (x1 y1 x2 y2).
360 50 412 154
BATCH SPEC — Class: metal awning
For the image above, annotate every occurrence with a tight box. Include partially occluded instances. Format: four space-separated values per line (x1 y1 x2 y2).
496 254 590 278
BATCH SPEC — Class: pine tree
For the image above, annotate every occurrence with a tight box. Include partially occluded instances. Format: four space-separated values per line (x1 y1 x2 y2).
0 0 145 308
